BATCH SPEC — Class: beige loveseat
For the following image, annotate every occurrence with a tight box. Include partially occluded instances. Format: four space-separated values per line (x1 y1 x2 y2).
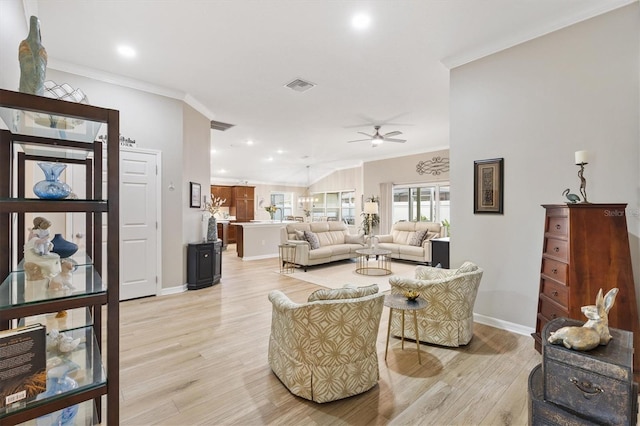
268 284 384 402
280 222 364 271
376 221 444 264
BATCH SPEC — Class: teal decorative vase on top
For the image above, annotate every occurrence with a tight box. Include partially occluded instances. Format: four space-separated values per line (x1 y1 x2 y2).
33 162 72 199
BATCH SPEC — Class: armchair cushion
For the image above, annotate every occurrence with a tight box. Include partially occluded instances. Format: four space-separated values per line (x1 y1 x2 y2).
308 284 379 302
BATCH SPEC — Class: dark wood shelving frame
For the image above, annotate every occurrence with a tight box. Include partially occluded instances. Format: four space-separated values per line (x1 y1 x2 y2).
0 89 119 425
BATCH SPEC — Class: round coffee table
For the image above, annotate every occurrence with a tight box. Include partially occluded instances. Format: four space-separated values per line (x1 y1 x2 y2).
355 248 392 275
384 293 428 364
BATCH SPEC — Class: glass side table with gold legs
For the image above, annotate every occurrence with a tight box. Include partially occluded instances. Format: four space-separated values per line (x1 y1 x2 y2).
355 248 392 275
384 293 428 364
279 244 296 274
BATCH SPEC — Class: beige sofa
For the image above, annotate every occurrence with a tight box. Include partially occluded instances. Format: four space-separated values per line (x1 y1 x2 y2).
280 222 364 271
376 221 444 264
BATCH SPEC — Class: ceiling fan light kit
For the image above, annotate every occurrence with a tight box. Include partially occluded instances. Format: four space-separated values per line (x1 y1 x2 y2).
348 125 406 147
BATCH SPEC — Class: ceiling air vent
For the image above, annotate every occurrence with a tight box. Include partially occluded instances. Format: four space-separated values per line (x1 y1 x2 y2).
210 120 235 131
285 78 316 93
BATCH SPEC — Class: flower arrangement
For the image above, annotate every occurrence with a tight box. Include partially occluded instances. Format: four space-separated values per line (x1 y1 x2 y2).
264 205 278 214
204 196 226 216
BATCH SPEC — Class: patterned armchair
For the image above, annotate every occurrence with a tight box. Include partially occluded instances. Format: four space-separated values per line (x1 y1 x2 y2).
389 261 483 347
268 284 385 403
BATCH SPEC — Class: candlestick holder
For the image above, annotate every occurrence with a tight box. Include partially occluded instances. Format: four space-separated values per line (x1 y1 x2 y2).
576 162 590 203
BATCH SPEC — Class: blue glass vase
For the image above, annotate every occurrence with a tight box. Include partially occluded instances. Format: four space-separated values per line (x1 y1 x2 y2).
33 162 72 199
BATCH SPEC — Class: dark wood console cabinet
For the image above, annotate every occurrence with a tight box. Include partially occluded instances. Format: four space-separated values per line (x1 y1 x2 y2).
187 241 222 290
431 237 450 268
533 204 639 381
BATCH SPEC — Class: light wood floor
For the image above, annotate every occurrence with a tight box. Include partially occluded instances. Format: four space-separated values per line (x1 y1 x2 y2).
116 246 542 425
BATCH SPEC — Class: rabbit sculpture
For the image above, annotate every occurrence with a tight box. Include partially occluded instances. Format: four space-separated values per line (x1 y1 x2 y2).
547 288 619 351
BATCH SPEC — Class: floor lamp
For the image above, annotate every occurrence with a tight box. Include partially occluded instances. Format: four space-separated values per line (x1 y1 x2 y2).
364 201 378 247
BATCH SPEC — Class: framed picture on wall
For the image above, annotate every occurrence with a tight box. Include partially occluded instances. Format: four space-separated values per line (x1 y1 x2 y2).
474 158 504 214
190 182 201 208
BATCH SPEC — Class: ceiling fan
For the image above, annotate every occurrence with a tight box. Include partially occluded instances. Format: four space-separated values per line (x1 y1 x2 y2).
347 125 406 147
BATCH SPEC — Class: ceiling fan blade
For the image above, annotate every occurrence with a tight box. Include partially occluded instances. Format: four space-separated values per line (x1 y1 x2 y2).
347 138 372 143
384 138 406 143
357 131 374 138
383 131 402 138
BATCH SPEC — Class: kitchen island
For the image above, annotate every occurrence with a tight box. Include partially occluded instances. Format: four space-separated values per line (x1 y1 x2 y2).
231 220 296 260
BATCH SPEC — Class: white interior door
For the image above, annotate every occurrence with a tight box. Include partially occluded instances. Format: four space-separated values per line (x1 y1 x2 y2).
120 148 161 300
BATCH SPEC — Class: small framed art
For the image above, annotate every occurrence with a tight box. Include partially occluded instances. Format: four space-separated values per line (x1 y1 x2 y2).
190 182 202 208
474 158 504 214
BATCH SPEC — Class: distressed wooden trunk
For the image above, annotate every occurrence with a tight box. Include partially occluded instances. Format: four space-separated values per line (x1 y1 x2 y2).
529 364 600 426
539 318 638 425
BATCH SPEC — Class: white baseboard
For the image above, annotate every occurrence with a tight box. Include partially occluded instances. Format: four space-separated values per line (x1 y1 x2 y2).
161 284 188 296
241 254 279 261
473 313 535 337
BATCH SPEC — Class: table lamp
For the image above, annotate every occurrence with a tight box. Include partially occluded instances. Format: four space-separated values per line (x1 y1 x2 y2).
364 201 378 238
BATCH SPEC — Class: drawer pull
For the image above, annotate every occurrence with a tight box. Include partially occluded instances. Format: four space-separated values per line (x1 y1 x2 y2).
569 377 603 398
555 224 561 230
554 247 560 253
550 313 557 319
552 291 559 297
204 253 209 258
551 268 558 274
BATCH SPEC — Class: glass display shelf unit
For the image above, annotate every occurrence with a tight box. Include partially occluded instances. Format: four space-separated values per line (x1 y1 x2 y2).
19 399 97 426
0 265 106 313
0 326 106 420
17 254 93 272
24 307 95 335
0 104 103 145
0 199 109 213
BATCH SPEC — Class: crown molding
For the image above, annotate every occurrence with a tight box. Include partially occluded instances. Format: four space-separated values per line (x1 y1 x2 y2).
441 0 637 69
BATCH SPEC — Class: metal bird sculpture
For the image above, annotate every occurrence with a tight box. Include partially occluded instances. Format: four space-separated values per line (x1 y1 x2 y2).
562 188 581 203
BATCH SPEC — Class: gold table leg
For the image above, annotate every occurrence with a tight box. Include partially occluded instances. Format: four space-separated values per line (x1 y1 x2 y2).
385 308 393 362
413 311 421 365
401 310 405 350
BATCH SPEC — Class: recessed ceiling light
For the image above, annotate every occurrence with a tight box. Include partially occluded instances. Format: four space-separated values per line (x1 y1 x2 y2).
246 140 254 146
277 149 284 154
117 45 136 58
266 157 274 162
210 148 217 154
219 169 227 174
351 13 371 30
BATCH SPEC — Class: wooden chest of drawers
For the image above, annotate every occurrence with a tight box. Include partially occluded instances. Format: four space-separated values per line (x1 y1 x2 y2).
533 204 640 381
541 318 637 425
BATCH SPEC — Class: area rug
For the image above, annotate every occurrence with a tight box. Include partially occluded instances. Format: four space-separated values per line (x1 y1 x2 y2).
276 259 418 292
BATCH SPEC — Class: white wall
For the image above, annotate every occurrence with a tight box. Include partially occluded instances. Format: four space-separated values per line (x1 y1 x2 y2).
0 2 211 290
0 0 24 92
450 4 639 330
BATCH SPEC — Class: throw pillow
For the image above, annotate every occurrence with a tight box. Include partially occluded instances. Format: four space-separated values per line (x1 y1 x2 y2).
409 229 428 246
303 230 320 249
308 284 379 302
294 229 305 240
